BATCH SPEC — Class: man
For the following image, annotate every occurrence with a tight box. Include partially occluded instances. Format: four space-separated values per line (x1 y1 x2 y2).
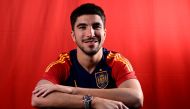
32 3 143 109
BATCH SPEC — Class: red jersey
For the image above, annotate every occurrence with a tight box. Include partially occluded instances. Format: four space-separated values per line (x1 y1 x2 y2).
43 48 136 88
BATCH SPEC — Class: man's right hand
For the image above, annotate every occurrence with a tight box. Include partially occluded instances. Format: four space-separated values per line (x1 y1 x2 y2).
92 97 129 109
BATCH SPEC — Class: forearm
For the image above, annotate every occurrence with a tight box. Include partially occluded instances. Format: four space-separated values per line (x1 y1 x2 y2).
32 91 84 108
74 87 141 108
32 79 143 108
73 79 143 108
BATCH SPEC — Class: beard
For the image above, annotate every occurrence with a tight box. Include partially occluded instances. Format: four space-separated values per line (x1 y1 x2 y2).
76 37 102 56
81 47 100 56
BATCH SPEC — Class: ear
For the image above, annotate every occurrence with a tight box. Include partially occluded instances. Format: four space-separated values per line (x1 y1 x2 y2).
104 28 107 38
71 31 76 42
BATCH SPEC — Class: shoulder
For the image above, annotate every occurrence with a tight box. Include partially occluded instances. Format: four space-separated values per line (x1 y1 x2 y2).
106 51 134 72
105 50 136 86
45 52 71 72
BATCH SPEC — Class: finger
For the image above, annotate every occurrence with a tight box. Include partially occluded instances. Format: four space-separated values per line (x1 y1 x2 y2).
41 89 52 97
35 88 47 97
34 85 43 90
117 102 127 109
34 85 44 91
122 104 129 109
35 84 51 90
33 86 46 94
117 102 123 109
32 89 38 94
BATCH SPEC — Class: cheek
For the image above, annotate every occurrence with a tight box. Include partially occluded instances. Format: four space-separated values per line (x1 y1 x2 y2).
74 32 82 39
76 32 85 39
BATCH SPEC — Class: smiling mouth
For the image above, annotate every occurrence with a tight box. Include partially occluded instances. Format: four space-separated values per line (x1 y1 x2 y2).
82 38 98 43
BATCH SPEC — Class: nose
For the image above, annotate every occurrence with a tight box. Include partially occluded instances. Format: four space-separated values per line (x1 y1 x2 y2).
86 27 95 37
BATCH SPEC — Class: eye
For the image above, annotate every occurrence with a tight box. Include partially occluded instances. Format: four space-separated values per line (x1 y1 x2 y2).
78 26 86 30
76 23 87 30
93 23 102 30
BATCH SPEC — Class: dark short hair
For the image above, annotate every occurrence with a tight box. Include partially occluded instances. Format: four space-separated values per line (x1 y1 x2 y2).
70 3 106 30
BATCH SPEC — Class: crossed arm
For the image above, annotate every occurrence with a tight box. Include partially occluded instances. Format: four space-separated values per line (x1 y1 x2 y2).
31 79 143 109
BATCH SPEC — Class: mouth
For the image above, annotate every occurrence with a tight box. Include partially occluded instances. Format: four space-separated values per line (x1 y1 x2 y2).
82 38 98 43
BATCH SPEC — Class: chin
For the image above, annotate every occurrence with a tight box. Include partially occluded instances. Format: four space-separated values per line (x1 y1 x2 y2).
85 50 98 56
84 48 100 56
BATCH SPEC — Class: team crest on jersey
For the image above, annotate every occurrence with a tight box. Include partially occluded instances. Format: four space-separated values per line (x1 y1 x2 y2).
95 70 109 88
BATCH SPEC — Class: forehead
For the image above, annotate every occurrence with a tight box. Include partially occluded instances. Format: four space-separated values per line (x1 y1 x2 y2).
75 15 104 26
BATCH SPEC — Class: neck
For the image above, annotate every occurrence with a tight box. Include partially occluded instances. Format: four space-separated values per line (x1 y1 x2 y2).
77 48 103 74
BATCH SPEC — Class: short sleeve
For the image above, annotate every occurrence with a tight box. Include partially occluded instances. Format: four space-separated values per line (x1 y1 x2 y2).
42 53 71 84
107 52 137 87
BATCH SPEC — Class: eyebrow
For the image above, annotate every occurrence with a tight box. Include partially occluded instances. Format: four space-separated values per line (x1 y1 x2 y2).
76 23 87 28
76 22 102 27
93 22 102 26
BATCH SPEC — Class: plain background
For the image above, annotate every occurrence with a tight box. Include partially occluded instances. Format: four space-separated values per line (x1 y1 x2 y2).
0 0 190 109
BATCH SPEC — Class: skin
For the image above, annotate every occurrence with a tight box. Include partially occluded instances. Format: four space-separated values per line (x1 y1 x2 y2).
31 15 143 109
71 15 106 73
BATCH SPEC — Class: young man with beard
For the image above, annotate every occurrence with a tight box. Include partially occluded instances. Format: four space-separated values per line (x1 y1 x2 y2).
32 3 143 109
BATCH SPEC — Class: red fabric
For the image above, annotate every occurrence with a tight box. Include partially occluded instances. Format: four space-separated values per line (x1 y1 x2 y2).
43 63 68 84
0 0 190 109
43 50 136 87
43 53 71 84
107 52 137 86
